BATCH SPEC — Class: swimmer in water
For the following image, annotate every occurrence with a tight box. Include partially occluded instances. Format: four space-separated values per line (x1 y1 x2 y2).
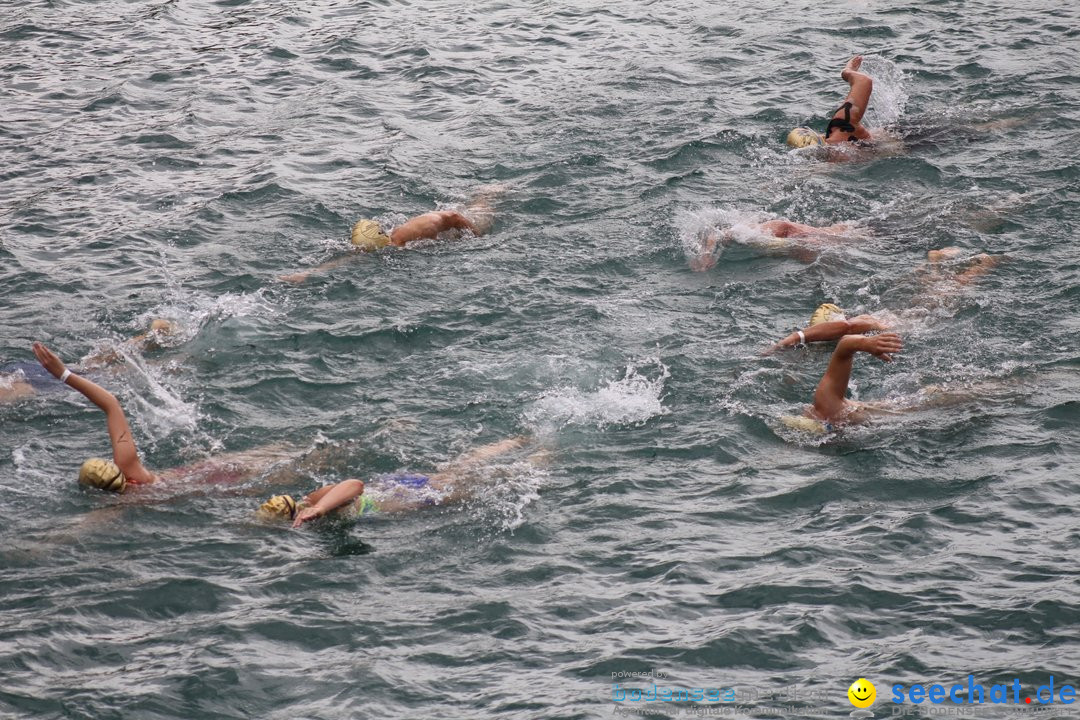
1 319 179 405
690 219 859 271
787 55 874 149
30 342 312 491
783 331 905 433
769 303 892 352
256 436 530 528
279 185 502 284
769 248 1002 352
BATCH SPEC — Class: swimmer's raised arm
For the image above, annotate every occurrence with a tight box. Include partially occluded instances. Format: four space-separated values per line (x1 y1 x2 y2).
812 333 902 421
771 314 890 351
292 478 365 528
32 342 156 485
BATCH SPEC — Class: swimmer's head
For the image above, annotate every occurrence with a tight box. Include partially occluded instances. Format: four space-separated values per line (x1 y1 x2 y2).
809 303 846 326
78 458 127 493
148 318 178 336
256 494 297 521
140 318 180 350
350 219 392 251
780 415 829 434
787 127 825 148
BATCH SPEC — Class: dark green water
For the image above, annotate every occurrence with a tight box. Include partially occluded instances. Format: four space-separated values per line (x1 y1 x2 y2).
2 1 1078 718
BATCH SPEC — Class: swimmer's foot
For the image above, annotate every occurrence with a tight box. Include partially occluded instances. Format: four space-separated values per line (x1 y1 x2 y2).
843 55 864 78
689 228 721 272
470 183 509 200
970 252 1003 269
526 449 554 467
463 186 504 235
280 270 316 284
954 253 1004 284
927 247 963 263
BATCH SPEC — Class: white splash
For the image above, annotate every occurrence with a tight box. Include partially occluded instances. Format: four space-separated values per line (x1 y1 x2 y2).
526 357 670 429
134 288 278 347
675 207 775 267
861 55 908 127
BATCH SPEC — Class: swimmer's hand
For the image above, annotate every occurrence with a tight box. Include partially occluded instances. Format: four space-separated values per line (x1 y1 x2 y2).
292 506 325 528
32 342 67 378
860 332 902 363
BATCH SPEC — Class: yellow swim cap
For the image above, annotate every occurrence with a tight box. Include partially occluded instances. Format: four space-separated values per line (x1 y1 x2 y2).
257 494 297 520
779 415 828 434
809 303 846 326
350 219 392 251
787 127 825 148
148 318 179 336
79 458 127 493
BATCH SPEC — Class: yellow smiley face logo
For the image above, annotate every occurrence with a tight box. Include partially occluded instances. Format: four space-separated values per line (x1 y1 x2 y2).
848 678 876 708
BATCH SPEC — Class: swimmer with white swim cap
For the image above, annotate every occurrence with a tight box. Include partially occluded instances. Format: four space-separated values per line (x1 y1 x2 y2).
787 55 874 149
279 185 502 284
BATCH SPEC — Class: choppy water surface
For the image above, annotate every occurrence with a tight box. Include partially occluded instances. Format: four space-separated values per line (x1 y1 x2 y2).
2 1 1079 718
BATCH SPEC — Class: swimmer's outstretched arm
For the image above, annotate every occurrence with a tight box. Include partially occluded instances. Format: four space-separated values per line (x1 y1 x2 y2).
771 314 890 352
811 333 902 419
292 479 365 528
32 343 156 485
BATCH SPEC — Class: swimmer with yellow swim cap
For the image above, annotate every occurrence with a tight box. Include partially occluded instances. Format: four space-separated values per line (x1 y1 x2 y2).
279 185 503 283
787 55 874 149
769 303 891 353
32 342 161 489
784 332 904 433
769 247 1003 354
256 436 531 528
30 342 323 493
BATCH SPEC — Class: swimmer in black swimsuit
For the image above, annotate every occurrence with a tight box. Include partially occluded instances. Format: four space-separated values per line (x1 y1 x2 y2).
787 55 875 148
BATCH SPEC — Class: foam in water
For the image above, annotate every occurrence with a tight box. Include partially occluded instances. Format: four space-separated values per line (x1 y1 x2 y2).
525 356 670 430
860 55 908 128
675 207 777 266
112 345 202 445
462 460 545 533
134 288 278 347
